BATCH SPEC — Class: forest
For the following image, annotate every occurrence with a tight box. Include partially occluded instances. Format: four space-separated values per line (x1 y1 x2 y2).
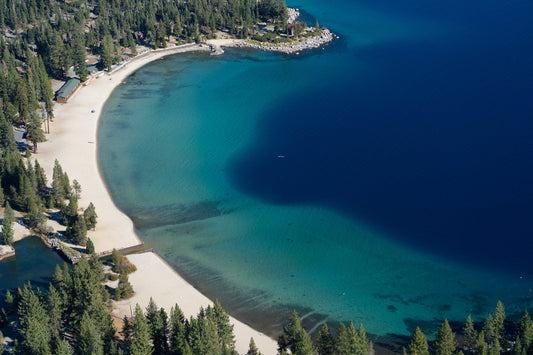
1 256 532 354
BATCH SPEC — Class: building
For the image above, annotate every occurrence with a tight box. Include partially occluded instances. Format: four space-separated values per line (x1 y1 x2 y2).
56 78 81 103
87 64 99 74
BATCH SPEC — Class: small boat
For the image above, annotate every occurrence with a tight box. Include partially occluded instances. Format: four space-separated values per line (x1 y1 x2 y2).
277 155 285 158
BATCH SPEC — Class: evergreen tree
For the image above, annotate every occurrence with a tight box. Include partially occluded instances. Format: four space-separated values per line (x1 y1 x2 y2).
47 284 64 335
25 112 46 153
212 299 235 351
4 290 15 314
18 283 52 354
0 115 16 151
26 197 46 231
86 237 95 254
52 160 66 203
66 214 87 245
34 160 48 198
493 301 506 339
128 304 153 355
315 323 335 355
247 337 261 355
336 323 350 354
51 264 65 289
52 337 73 355
76 311 104 355
169 304 191 355
463 315 477 351
72 179 81 199
116 272 133 300
405 326 429 355
488 337 500 355
146 298 169 354
0 178 3 207
356 323 369 355
112 248 120 266
3 201 14 223
1 203 14 245
518 310 533 353
278 310 314 355
483 314 496 345
434 319 456 355
73 36 88 81
83 202 98 230
101 35 113 71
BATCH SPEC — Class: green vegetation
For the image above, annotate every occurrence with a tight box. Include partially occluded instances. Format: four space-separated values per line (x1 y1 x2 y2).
1 256 533 355
111 248 138 274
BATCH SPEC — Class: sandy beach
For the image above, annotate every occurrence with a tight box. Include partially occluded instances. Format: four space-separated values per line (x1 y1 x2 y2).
36 44 278 354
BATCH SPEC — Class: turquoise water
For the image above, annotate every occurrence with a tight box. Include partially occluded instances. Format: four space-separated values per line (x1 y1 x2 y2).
99 0 533 342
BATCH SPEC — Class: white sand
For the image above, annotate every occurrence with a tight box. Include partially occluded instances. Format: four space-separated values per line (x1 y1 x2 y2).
36 44 278 354
115 252 278 354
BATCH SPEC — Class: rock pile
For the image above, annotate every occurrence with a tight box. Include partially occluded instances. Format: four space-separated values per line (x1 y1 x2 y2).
234 28 336 54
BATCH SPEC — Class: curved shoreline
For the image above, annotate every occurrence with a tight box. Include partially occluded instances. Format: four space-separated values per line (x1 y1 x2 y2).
37 44 278 354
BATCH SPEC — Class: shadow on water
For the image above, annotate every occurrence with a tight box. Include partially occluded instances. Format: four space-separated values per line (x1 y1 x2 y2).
227 37 533 274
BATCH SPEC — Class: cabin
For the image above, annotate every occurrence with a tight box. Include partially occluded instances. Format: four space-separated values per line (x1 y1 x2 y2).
87 63 99 74
56 78 81 103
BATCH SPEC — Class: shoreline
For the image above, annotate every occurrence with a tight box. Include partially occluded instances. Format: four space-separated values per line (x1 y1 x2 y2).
36 44 278 354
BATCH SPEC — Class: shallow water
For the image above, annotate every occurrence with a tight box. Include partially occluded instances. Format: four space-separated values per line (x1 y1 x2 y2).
98 0 533 339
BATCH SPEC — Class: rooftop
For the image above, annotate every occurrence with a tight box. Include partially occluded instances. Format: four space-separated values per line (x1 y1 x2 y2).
56 78 81 100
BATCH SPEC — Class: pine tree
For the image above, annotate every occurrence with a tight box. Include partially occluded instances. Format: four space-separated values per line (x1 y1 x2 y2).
0 178 4 207
116 272 133 300
34 161 48 198
169 304 190 355
315 323 335 355
356 323 369 355
247 337 261 355
76 311 104 355
128 304 153 355
18 283 52 354
212 299 235 350
1 205 14 245
518 310 533 352
434 319 456 355
73 36 88 81
146 299 169 354
83 202 98 230
4 290 15 314
86 237 95 254
112 248 120 266
493 301 506 339
51 264 65 289
463 315 477 350
25 112 45 153
336 323 350 354
483 314 496 345
72 179 81 199
101 35 113 71
47 284 64 335
406 326 429 355
52 160 66 203
0 115 16 151
66 214 87 245
488 337 500 355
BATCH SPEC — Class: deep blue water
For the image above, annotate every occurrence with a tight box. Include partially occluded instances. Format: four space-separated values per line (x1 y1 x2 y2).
98 0 533 342
230 0 533 273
